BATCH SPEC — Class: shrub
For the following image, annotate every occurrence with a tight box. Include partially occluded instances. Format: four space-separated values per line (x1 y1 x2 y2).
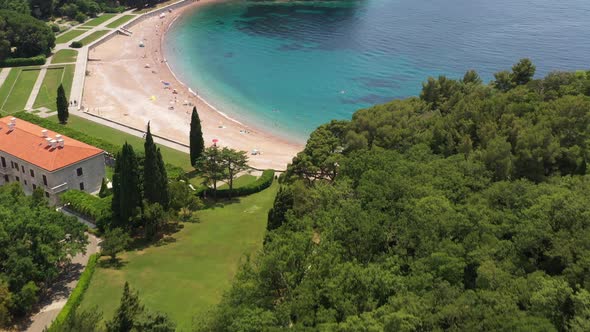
0 55 46 68
60 190 112 222
47 253 99 332
198 170 275 198
75 12 87 23
50 23 61 33
70 41 83 48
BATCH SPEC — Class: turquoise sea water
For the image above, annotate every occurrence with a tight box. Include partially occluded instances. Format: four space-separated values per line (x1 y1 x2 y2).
165 0 590 142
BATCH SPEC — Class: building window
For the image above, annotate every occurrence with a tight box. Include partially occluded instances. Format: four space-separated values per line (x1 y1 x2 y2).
30 169 34 177
21 165 24 173
43 175 48 186
33 184 37 190
14 162 18 170
24 180 27 185
1 157 5 168
16 176 19 182
10 161 14 168
3 175 8 182
79 182 85 190
77 167 83 176
45 192 49 198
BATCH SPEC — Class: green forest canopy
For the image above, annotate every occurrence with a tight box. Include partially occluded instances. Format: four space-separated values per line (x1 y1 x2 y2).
0 184 87 327
199 62 590 331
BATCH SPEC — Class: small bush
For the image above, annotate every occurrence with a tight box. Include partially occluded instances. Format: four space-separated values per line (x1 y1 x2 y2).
47 253 100 332
198 170 275 198
0 55 46 67
50 23 61 32
75 12 87 23
70 41 83 48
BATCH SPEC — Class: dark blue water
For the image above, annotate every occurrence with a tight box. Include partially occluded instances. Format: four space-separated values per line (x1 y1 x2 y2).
165 0 590 142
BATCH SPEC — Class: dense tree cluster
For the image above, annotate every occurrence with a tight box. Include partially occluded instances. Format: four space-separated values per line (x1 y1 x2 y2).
0 9 54 61
199 61 590 331
0 185 87 327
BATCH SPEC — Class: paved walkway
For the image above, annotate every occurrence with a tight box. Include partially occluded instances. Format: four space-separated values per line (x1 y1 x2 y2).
22 233 100 332
0 67 11 89
24 67 48 110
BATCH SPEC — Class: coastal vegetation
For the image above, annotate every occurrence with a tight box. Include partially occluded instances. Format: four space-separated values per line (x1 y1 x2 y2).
197 60 590 331
0 184 87 327
0 9 55 62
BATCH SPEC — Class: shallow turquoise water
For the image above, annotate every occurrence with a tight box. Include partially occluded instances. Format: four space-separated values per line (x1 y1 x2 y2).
165 0 590 142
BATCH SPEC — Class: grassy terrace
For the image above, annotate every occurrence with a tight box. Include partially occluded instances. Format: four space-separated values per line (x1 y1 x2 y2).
0 68 39 113
80 183 278 331
55 29 86 44
106 15 135 29
218 174 257 189
33 65 75 111
77 30 110 46
46 114 192 170
51 50 78 64
82 14 117 27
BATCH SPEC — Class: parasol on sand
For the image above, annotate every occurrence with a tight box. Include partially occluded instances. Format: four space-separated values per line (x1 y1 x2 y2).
212 138 219 146
150 95 156 101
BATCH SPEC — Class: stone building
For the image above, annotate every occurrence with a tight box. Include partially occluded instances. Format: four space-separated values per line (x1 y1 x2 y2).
0 116 105 204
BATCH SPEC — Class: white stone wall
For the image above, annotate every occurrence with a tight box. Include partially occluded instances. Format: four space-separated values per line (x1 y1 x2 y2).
0 151 105 205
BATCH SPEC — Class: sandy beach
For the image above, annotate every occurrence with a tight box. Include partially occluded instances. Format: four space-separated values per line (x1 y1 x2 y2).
82 0 303 170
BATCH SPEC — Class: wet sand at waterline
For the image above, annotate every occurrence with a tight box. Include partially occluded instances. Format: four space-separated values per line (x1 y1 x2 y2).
82 0 302 170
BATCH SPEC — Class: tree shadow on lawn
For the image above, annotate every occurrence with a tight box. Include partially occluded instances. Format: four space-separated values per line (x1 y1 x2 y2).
98 257 128 270
127 223 183 251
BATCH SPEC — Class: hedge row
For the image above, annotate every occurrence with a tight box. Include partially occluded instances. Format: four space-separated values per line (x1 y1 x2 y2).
47 253 100 332
13 112 184 178
61 190 112 222
0 55 46 67
200 170 275 198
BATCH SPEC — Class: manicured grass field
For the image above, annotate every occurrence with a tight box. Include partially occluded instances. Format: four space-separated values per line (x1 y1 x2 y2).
55 29 86 44
77 30 110 46
0 68 39 113
33 65 75 111
82 14 117 27
51 49 78 64
106 15 135 29
46 114 192 170
80 183 278 331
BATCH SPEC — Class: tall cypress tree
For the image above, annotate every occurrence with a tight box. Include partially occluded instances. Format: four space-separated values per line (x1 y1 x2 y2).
155 147 169 210
190 107 205 167
111 142 142 229
143 122 160 204
56 83 69 124
143 123 169 209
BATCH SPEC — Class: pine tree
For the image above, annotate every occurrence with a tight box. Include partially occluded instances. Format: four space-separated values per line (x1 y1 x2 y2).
111 142 142 229
197 146 226 199
190 106 205 167
267 186 294 232
56 83 69 124
106 282 144 332
143 123 169 209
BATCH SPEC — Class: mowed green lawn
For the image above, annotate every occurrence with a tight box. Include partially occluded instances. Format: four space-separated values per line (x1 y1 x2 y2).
46 114 192 170
218 174 258 189
80 183 278 331
33 65 75 111
77 30 109 46
51 49 78 64
106 15 135 29
55 29 86 44
0 68 39 113
82 14 116 27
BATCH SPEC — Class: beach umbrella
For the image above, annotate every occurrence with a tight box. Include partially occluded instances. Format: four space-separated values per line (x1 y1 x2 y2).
150 96 156 101
212 138 219 146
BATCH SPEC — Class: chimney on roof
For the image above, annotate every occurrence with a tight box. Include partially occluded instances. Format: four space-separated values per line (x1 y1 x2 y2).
10 117 15 124
55 134 62 140
58 139 64 148
42 129 48 138
50 139 57 149
45 137 52 146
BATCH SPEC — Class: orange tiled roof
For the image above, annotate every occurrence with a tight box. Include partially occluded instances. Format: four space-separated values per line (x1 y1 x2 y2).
0 116 103 172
